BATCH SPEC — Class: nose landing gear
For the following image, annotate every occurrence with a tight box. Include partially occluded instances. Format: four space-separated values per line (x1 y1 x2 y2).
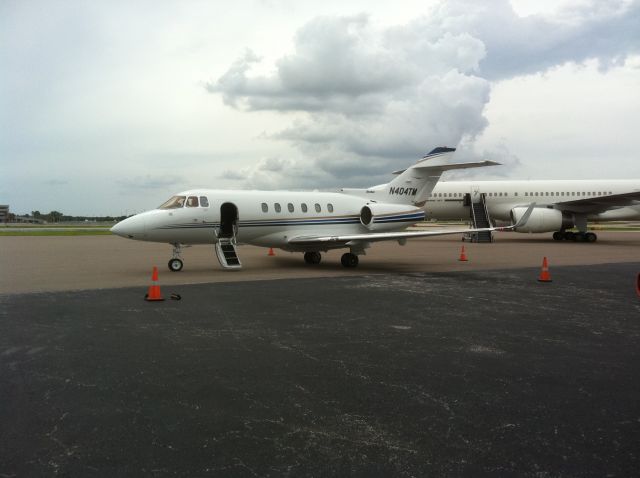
168 243 184 272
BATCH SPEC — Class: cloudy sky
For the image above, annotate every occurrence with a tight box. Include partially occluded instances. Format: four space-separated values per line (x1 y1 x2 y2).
1 0 639 216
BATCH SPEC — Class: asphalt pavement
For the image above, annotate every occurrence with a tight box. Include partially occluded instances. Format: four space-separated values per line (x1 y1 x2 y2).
1 263 639 476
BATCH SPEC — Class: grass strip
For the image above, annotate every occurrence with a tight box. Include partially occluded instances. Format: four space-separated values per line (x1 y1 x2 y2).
0 230 113 236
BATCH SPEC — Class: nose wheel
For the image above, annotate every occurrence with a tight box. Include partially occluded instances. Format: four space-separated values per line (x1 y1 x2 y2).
168 243 185 272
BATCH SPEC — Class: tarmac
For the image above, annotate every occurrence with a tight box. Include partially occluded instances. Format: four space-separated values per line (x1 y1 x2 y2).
1 233 640 476
1 232 639 294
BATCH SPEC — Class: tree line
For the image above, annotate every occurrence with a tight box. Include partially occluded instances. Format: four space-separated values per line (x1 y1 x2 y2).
27 211 128 223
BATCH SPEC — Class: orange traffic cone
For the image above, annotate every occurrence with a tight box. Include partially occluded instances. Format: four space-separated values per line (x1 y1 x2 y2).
538 257 552 282
458 245 468 262
268 247 275 256
145 266 165 301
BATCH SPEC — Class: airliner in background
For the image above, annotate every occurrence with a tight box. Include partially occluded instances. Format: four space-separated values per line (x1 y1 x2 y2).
426 180 640 242
111 147 533 271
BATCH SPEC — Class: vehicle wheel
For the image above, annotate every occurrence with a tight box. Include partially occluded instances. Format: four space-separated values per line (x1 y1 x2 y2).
585 232 597 243
564 231 575 241
552 231 563 241
168 258 183 272
304 251 321 265
341 253 359 268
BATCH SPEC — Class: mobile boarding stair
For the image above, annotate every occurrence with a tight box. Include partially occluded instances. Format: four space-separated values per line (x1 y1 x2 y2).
215 228 242 269
464 193 493 243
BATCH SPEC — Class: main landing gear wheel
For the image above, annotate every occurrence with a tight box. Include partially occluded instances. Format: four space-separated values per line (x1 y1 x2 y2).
168 258 183 272
555 231 597 242
341 252 359 268
304 251 322 265
571 232 597 242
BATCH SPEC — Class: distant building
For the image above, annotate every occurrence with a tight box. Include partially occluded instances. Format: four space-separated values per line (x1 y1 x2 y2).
0 205 8 223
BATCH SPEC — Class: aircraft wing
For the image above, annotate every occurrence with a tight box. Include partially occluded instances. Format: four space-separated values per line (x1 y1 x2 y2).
554 191 640 214
289 204 535 247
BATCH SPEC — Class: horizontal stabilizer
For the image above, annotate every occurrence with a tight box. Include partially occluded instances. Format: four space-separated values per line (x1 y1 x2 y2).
415 159 501 171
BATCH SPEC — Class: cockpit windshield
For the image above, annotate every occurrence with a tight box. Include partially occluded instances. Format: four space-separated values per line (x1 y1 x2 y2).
158 195 186 209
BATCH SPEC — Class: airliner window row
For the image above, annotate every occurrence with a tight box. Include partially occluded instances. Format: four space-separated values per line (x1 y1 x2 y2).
522 191 612 197
261 203 334 213
430 191 613 199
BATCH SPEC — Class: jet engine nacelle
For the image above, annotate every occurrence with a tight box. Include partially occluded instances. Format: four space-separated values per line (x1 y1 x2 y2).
511 207 573 233
360 203 425 232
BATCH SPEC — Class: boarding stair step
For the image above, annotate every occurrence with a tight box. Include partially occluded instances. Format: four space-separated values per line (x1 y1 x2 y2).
469 196 493 243
215 238 242 269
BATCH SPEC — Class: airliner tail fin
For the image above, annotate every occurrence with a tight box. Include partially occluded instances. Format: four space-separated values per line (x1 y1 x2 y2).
382 147 499 205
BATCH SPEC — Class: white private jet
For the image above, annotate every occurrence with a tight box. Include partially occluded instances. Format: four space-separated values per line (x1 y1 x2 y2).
111 147 533 271
425 180 640 242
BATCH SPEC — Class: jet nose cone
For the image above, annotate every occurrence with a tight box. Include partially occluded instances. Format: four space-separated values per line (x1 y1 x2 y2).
110 215 145 239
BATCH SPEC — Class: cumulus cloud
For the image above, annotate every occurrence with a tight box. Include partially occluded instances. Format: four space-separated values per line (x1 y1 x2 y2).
208 14 489 187
424 0 640 79
207 0 640 188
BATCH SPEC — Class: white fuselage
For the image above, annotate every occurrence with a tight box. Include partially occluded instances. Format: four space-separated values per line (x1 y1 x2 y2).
426 179 640 223
115 189 425 250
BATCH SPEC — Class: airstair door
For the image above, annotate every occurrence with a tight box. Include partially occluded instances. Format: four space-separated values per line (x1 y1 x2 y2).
215 202 242 269
470 185 481 203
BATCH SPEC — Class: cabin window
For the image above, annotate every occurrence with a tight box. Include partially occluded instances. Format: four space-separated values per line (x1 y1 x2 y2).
158 195 186 209
498 192 502 197
186 196 199 207
315 203 321 213
301 203 308 213
327 203 334 212
275 203 281 213
200 196 209 207
609 191 613 195
288 203 294 213
261 203 268 213
515 192 518 196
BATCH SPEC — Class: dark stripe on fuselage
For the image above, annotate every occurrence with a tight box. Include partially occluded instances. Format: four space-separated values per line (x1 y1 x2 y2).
154 212 423 231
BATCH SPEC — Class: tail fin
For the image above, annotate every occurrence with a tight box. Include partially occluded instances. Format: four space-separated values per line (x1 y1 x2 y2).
381 147 499 205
